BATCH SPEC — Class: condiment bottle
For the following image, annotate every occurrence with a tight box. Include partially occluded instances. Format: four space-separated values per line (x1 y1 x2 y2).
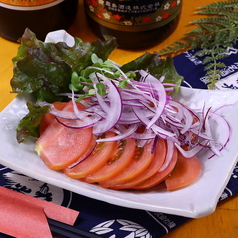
84 0 182 49
0 0 78 42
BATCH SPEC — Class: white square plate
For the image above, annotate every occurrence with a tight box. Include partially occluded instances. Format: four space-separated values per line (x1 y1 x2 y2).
1 87 238 218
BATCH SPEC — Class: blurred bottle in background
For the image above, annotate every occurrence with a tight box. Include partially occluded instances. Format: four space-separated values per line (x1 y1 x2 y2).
84 0 182 49
0 0 78 42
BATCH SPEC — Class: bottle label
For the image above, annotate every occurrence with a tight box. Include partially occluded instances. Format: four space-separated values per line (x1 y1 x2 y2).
0 0 64 10
84 0 182 32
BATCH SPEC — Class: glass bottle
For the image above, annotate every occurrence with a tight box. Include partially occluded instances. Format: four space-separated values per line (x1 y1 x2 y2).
0 0 78 42
84 0 182 49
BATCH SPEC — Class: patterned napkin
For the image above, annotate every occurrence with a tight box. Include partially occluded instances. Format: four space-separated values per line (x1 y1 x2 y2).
0 45 238 238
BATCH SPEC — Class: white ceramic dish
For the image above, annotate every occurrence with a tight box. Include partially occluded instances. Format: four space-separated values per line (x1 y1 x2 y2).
1 87 238 218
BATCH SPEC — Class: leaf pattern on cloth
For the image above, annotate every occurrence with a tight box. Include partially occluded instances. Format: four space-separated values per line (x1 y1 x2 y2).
90 219 152 238
90 220 115 235
118 219 152 238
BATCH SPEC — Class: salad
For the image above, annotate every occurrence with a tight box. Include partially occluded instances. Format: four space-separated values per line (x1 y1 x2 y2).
10 29 230 191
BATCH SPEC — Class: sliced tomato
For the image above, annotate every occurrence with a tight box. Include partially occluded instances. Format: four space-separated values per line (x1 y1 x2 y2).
66 135 97 168
40 102 67 135
64 131 118 179
99 141 153 189
111 138 166 190
84 138 136 184
36 101 93 170
131 146 178 190
165 153 202 191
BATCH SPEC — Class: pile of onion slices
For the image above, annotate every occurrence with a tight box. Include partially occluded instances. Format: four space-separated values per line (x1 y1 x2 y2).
39 69 230 170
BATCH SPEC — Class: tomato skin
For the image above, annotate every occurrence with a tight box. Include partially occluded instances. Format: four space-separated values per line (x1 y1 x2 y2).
165 153 202 191
110 138 166 190
99 141 154 189
131 147 178 190
84 138 137 183
64 131 118 178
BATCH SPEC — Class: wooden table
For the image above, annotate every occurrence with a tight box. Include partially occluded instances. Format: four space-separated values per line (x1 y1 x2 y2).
0 0 238 237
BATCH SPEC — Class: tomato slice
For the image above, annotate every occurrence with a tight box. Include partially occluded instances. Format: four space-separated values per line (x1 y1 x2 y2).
66 135 97 169
64 131 117 179
84 138 136 183
131 146 178 190
110 138 166 190
165 153 202 191
99 141 153 189
36 101 93 170
40 102 67 135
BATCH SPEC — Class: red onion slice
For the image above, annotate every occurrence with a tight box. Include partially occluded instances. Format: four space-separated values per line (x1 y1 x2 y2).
159 139 174 172
91 73 122 135
96 124 138 142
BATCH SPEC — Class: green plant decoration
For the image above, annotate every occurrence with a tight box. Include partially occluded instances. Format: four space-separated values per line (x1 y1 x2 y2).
158 0 238 89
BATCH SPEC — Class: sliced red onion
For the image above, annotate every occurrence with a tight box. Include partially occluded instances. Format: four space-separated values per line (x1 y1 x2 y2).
175 140 209 158
56 115 101 129
159 139 174 172
91 73 122 135
38 70 231 161
140 72 167 129
205 111 230 156
131 128 155 140
96 124 138 142
132 106 175 139
136 139 151 148
37 101 79 120
170 101 195 134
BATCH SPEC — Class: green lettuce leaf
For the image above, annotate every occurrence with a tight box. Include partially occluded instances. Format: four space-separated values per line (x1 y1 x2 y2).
120 52 183 92
16 101 50 143
10 28 118 102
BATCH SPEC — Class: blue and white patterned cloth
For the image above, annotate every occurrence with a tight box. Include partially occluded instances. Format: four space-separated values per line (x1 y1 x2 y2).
1 45 238 238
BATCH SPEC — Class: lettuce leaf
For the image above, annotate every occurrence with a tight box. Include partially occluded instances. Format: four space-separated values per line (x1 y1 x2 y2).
10 28 118 102
120 52 183 92
16 101 50 143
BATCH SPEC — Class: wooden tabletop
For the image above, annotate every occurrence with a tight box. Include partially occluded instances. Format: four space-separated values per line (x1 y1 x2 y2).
0 0 238 237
